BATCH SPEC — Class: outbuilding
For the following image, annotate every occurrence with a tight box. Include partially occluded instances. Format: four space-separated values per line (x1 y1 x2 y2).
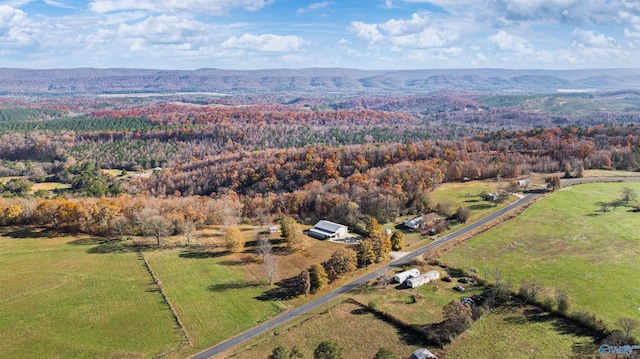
307 220 348 240
393 268 420 284
409 349 437 359
405 270 440 288
404 216 423 230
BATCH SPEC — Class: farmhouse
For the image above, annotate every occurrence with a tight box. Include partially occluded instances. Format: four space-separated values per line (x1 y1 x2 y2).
404 216 423 230
393 268 420 284
307 220 348 240
405 270 440 288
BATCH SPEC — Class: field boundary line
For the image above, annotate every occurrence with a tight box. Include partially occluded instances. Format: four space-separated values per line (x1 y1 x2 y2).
138 251 194 357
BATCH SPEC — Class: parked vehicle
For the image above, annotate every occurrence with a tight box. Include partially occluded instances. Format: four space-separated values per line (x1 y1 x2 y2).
453 285 466 292
442 276 452 282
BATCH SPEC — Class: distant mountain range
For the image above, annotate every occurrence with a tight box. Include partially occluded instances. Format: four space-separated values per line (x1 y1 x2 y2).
1 67 639 95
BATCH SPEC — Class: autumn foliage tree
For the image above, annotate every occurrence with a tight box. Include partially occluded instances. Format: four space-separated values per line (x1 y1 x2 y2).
280 216 307 252
390 230 405 251
225 227 244 253
323 249 357 282
309 263 329 293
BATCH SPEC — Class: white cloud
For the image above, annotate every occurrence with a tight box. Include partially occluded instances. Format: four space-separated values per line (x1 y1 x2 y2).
118 15 210 44
488 30 533 55
0 5 29 27
572 28 618 48
390 28 451 48
297 2 333 14
221 33 306 52
350 13 462 49
89 0 274 15
0 5 39 46
349 21 384 43
379 12 429 36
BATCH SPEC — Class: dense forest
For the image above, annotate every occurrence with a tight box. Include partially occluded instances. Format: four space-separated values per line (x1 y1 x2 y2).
1 91 640 234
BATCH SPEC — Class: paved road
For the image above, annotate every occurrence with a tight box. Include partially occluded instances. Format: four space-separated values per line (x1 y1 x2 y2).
191 192 539 359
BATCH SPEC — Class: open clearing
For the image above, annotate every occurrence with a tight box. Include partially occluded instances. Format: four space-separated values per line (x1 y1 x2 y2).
0 229 183 359
441 182 640 327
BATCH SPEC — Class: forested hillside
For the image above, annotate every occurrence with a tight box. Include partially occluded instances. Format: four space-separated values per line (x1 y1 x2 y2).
1 88 640 237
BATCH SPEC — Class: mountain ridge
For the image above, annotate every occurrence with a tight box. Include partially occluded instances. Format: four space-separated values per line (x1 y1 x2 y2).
1 67 639 95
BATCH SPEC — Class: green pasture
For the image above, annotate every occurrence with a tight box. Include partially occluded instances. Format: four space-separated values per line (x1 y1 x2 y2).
441 182 640 327
0 230 183 358
445 304 597 358
142 249 281 354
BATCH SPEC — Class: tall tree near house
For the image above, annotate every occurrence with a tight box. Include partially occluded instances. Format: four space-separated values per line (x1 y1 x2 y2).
455 207 471 223
545 175 561 191
390 230 405 251
323 248 357 281
299 269 311 295
365 217 383 236
257 234 278 285
280 216 307 252
225 226 245 253
309 263 329 293
354 238 375 268
370 231 391 262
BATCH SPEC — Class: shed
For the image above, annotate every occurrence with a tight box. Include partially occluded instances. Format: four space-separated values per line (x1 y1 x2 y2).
393 268 420 284
404 216 423 230
268 225 280 234
409 349 437 359
307 220 348 240
406 270 440 288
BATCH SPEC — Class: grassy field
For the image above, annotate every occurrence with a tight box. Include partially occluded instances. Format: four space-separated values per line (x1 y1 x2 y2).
440 182 640 327
142 249 281 354
0 229 184 359
223 299 426 359
445 304 598 358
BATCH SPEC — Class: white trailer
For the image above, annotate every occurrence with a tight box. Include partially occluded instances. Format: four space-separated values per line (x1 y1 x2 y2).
405 270 440 288
393 268 420 284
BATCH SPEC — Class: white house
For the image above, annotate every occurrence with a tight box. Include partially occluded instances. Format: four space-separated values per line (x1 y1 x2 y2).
307 220 348 240
393 268 420 284
405 270 440 288
404 216 423 230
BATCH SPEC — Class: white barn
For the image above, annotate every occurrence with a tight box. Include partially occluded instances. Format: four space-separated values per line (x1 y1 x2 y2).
406 270 440 288
393 268 420 284
307 220 348 240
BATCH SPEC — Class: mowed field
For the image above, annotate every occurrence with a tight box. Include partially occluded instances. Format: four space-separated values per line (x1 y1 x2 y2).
441 182 640 327
0 229 184 359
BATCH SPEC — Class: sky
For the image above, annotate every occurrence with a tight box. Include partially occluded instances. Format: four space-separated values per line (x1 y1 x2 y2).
0 0 639 70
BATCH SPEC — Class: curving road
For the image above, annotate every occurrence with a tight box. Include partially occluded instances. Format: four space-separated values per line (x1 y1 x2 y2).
191 192 539 359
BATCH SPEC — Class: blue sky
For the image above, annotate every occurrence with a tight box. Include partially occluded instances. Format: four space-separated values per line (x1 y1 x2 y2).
0 0 639 70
